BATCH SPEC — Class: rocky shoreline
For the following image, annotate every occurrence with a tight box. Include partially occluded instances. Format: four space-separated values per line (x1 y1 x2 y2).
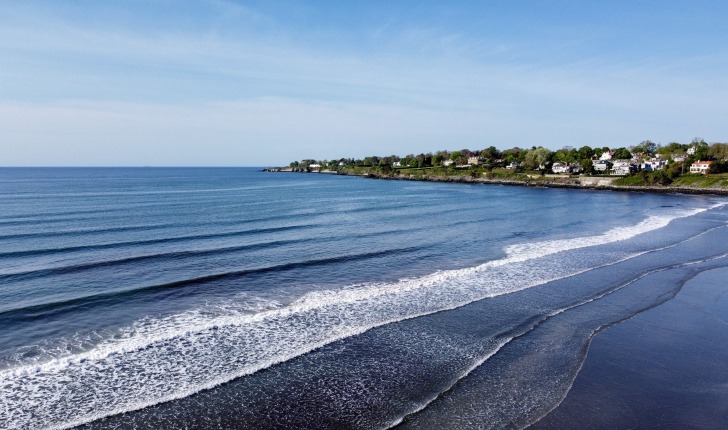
262 168 728 196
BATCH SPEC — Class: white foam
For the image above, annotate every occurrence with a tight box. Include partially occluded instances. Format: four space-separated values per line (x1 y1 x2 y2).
0 204 718 429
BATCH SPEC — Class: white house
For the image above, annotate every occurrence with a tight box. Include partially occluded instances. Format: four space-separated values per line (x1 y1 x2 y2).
593 160 611 172
392 161 402 167
672 153 687 163
599 151 614 161
687 146 697 155
467 156 480 165
551 162 570 174
443 159 455 167
610 160 638 176
505 162 519 169
689 161 713 174
641 158 665 171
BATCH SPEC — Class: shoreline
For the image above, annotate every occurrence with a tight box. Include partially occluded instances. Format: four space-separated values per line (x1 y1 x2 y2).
529 266 728 429
263 168 728 197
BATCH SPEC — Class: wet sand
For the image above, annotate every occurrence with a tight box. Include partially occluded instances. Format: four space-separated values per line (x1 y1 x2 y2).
530 266 728 429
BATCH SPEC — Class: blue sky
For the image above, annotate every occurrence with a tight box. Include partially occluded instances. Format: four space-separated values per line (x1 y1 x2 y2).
2 0 727 166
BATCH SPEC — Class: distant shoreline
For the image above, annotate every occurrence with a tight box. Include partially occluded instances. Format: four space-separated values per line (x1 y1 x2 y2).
263 168 728 197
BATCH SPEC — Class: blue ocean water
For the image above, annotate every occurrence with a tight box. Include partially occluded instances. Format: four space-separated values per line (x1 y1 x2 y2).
1 167 727 429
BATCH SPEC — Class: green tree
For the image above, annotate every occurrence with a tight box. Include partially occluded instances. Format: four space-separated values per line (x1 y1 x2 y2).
479 146 500 162
553 146 577 164
708 161 728 174
432 153 444 166
579 158 594 174
633 140 657 155
613 147 632 159
708 143 728 161
691 138 710 161
523 147 553 170
656 142 688 155
577 146 594 160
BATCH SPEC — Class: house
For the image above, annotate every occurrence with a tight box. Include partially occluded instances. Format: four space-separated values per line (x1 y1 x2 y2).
672 153 687 163
689 161 713 174
551 162 570 174
610 160 638 176
505 162 519 169
687 146 697 155
393 161 402 167
467 156 480 165
443 159 455 167
570 163 584 174
593 160 612 172
599 151 615 161
641 158 665 172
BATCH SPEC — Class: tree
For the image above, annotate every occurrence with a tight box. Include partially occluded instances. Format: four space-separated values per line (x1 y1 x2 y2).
577 146 594 160
656 142 688 155
523 147 553 170
449 151 467 165
479 146 501 162
613 147 632 160
708 161 728 174
634 140 657 155
502 147 526 164
553 147 577 164
708 143 728 161
579 158 594 174
691 138 710 161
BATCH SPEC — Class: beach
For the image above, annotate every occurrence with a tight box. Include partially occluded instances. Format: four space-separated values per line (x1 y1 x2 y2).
530 266 728 429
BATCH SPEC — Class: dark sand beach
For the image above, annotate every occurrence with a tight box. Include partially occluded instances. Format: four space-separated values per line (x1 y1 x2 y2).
531 267 728 429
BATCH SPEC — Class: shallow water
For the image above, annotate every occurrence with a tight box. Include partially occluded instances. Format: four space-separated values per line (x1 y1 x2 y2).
0 167 726 429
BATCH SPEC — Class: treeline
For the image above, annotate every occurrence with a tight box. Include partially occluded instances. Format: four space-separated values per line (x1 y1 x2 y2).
291 138 728 176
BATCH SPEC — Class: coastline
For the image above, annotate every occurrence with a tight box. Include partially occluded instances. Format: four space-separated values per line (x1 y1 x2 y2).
263 168 728 197
529 266 728 429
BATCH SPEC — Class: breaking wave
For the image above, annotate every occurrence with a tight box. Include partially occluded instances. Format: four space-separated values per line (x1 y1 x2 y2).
0 205 717 430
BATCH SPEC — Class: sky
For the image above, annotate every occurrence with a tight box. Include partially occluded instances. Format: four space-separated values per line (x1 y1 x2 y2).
1 0 728 166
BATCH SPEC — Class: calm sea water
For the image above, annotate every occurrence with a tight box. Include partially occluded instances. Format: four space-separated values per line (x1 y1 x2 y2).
1 167 727 429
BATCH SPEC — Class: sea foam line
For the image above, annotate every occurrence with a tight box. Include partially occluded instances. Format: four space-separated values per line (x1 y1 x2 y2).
383 223 728 429
0 204 719 429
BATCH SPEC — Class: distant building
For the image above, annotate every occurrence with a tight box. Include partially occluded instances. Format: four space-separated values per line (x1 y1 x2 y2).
672 153 687 163
551 163 569 174
599 151 615 161
687 146 697 155
593 160 612 172
443 159 455 167
610 160 638 176
467 156 480 165
689 161 713 174
505 162 519 169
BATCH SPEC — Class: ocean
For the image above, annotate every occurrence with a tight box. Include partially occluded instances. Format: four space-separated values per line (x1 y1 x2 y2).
1 167 727 429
